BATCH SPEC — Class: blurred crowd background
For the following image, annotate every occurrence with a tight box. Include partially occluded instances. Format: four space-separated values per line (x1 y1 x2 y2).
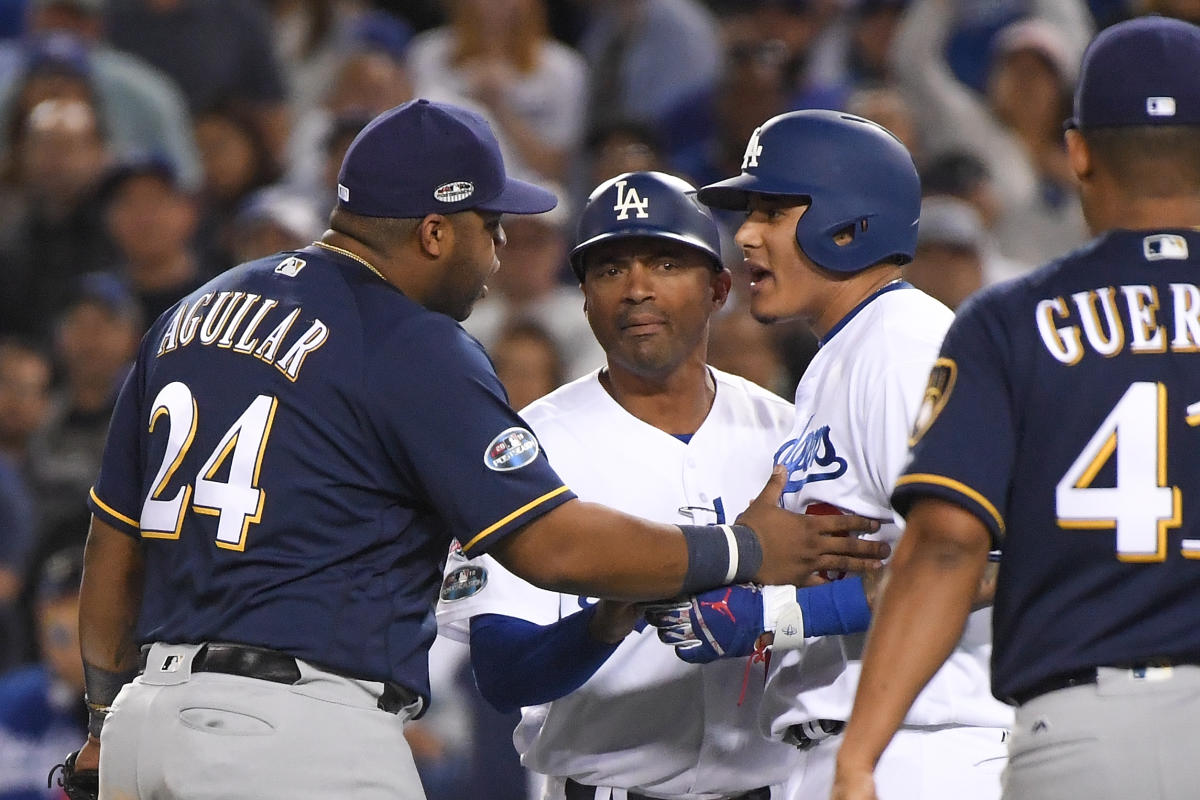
0 0 1194 797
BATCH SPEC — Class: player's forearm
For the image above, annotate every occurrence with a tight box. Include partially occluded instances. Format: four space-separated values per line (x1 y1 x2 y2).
79 517 145 677
837 502 989 772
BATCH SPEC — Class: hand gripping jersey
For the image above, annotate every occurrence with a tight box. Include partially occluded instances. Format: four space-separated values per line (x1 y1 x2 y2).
761 282 1013 738
437 368 801 798
893 230 1200 703
86 245 575 707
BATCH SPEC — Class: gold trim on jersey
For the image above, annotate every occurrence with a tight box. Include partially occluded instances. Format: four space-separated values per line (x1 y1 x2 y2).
89 487 139 529
312 241 388 282
462 486 571 553
894 473 1005 534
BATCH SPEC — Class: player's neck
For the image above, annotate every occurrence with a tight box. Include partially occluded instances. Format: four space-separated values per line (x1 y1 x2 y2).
810 266 903 340
1088 194 1200 235
600 357 715 436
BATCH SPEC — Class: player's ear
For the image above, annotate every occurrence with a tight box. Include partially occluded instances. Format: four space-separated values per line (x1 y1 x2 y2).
1065 129 1093 183
417 214 450 258
711 268 732 310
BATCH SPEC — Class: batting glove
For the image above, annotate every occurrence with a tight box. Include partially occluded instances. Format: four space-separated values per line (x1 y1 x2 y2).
642 584 760 663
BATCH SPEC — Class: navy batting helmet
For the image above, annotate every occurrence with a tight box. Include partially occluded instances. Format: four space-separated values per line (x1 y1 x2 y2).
698 109 920 273
569 171 724 281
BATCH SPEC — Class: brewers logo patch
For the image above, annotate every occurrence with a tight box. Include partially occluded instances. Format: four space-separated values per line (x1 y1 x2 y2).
909 358 957 447
484 427 540 471
441 565 487 601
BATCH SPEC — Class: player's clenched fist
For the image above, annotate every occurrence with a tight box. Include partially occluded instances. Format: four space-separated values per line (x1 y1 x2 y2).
738 467 887 586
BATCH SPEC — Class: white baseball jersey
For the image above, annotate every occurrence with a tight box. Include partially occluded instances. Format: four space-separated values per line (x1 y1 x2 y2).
762 283 1013 738
437 367 801 799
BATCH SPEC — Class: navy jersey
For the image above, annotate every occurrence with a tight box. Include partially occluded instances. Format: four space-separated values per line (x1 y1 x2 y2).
87 245 575 702
892 229 1200 704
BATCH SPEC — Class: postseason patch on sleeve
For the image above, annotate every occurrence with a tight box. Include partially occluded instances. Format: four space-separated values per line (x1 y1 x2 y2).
484 427 540 471
440 565 487 601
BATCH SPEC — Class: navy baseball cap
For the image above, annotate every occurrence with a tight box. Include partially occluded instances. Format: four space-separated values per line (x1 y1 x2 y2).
1069 16 1200 130
336 99 558 218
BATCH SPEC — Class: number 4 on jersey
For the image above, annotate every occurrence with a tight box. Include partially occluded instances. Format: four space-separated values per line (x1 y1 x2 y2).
1055 381 1182 561
141 381 277 551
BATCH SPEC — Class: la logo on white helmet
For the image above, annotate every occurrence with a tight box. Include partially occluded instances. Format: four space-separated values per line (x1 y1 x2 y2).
742 126 763 169
613 179 650 220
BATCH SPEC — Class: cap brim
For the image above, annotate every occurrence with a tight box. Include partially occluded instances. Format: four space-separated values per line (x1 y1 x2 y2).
475 177 558 215
697 172 809 211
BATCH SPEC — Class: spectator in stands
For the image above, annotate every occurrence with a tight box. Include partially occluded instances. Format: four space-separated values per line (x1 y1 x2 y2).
0 0 201 188
104 0 289 159
99 157 207 328
890 0 1093 265
0 97 113 342
0 546 87 797
489 321 568 412
578 0 720 134
228 186 324 264
462 204 605 381
24 274 139 543
406 0 586 183
907 194 987 310
193 103 282 271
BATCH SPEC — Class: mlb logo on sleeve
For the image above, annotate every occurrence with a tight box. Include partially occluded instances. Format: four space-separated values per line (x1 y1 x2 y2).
1143 234 1188 261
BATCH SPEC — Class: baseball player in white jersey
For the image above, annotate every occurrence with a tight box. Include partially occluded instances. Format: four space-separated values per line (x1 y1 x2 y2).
437 171 807 800
647 110 1014 800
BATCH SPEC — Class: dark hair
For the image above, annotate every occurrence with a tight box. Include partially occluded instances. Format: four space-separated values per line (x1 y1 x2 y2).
920 152 991 197
1083 125 1200 197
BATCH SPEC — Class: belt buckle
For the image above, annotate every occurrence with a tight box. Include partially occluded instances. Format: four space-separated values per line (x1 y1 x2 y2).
785 718 845 750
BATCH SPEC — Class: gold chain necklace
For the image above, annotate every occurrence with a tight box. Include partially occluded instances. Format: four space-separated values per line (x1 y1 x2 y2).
311 241 387 283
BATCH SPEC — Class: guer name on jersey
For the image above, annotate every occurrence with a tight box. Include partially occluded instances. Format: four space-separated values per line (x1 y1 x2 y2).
1036 281 1200 364
155 291 329 381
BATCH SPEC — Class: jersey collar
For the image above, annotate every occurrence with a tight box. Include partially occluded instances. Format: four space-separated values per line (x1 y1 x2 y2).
818 280 913 348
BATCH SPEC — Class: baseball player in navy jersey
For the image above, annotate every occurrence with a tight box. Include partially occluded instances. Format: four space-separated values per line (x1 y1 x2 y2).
63 99 889 800
645 109 1013 800
834 17 1200 800
437 171 805 800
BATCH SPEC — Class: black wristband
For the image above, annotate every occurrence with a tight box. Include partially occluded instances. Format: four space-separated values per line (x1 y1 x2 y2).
88 707 107 739
679 523 763 594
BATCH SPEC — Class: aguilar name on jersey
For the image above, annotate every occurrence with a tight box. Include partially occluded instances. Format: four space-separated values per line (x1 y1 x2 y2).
893 230 1200 704
86 245 575 706
437 368 801 798
762 282 1013 738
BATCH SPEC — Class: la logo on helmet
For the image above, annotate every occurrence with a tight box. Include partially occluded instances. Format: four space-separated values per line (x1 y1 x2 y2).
613 179 650 220
742 127 763 169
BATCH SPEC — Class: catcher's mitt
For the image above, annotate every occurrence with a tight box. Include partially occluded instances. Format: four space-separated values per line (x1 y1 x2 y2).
47 748 99 800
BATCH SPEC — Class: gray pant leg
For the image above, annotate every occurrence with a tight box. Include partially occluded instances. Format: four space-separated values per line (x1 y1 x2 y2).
100 643 426 800
1004 665 1200 800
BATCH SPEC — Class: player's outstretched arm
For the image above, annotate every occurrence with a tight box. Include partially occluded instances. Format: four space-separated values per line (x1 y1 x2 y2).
71 517 146 774
489 468 886 602
831 498 990 800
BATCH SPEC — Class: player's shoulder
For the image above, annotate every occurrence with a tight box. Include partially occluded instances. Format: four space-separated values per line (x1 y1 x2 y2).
843 285 953 365
710 366 794 421
519 370 607 427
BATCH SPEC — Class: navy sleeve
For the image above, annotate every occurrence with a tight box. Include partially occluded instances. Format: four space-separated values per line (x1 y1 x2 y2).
891 291 1016 546
468 609 621 713
365 317 574 555
89 355 147 537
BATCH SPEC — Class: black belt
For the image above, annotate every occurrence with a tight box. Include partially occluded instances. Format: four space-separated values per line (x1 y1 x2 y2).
564 778 770 800
784 719 845 750
139 643 419 714
1009 659 1199 706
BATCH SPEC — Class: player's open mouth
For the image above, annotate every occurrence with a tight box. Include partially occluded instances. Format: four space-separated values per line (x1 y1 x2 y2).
745 261 773 288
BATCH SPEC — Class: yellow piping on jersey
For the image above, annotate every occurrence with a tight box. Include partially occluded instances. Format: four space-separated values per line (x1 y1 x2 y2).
89 487 139 529
894 473 1006 535
462 485 571 553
